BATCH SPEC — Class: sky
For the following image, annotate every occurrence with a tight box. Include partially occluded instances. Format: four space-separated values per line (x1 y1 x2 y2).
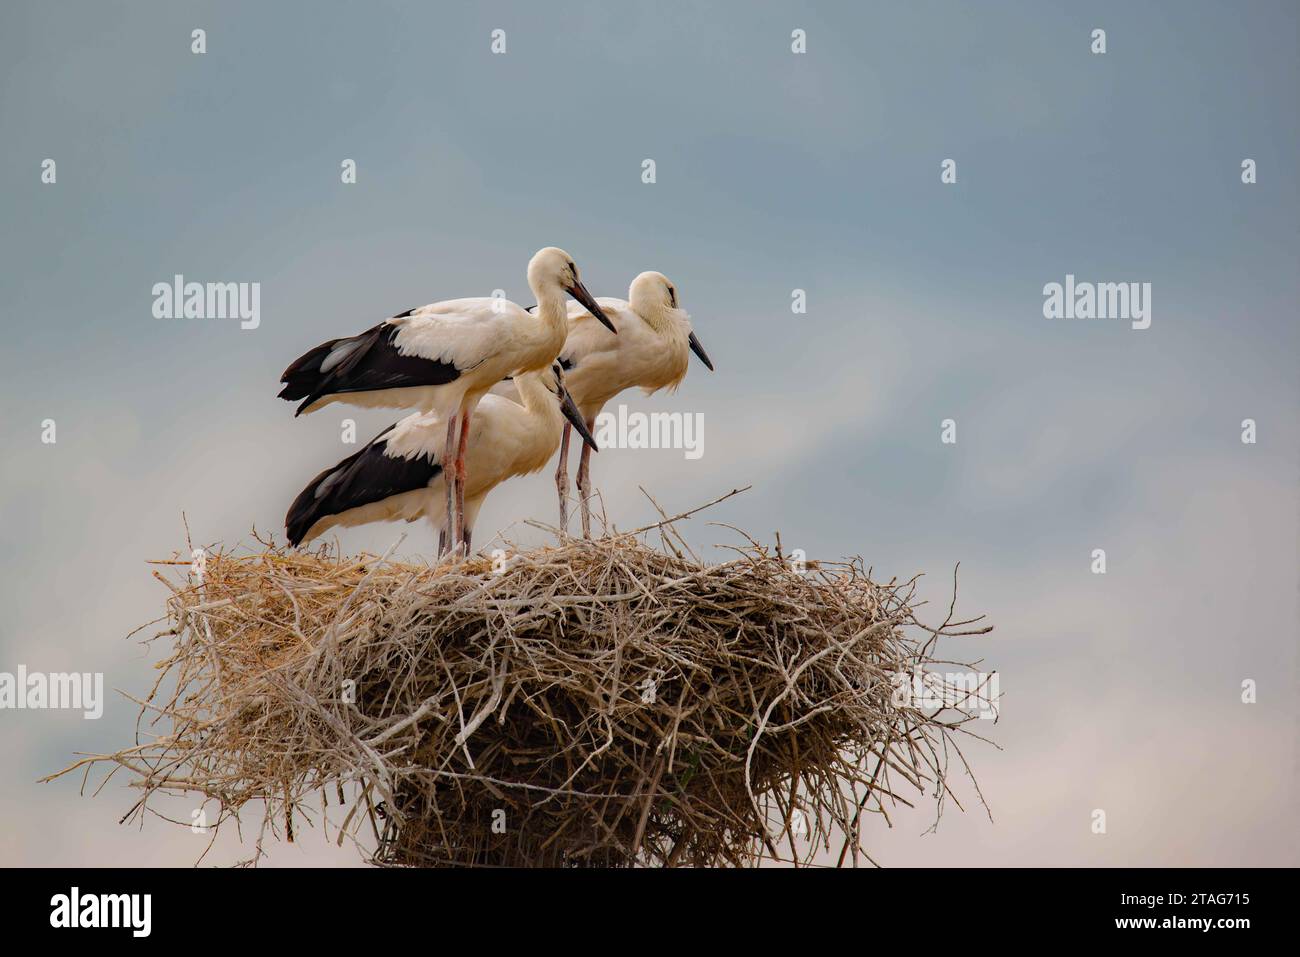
1 0 1296 867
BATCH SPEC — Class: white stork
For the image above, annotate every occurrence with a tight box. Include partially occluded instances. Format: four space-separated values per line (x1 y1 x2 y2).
278 247 614 554
495 270 713 537
285 363 598 552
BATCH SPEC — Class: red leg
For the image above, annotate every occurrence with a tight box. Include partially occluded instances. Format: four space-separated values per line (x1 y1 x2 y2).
440 413 458 558
455 409 472 553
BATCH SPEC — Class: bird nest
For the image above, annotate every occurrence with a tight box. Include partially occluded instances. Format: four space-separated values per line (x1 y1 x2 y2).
50 495 996 867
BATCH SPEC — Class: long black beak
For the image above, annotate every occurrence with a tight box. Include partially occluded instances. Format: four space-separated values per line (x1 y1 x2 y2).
567 279 617 335
560 386 599 452
688 330 714 371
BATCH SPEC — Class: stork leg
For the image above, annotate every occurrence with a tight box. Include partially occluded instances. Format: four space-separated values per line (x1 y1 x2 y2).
576 417 596 539
454 409 473 554
440 413 459 558
554 423 572 535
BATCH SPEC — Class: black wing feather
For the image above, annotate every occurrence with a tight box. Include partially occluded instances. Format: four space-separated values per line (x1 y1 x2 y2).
285 424 442 546
278 321 462 415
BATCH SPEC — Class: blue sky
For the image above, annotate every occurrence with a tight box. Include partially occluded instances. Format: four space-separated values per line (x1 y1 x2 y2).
1 0 1296 865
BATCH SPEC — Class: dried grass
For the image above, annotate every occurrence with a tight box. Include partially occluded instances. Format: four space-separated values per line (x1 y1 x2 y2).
48 492 996 867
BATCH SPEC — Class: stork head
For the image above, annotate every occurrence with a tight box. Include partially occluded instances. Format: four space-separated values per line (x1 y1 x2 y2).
537 361 598 452
629 271 679 314
527 247 616 334
629 271 714 371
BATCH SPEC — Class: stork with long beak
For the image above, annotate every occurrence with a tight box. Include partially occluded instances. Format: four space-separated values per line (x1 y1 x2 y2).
494 270 713 537
279 247 615 554
286 363 598 552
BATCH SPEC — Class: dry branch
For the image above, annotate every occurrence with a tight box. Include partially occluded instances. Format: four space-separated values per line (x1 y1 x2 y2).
46 501 995 867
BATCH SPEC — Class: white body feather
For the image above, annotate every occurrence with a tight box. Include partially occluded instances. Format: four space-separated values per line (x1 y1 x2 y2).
493 290 695 422
302 297 567 418
299 371 570 544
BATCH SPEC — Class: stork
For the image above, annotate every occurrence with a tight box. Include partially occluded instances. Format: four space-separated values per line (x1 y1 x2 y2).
496 271 713 537
285 364 598 552
278 247 615 555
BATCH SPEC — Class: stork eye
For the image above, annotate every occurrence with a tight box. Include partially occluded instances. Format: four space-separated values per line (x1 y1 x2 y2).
667 285 677 307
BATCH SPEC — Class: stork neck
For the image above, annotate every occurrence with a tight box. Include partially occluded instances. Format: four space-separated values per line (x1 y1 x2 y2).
637 300 686 341
523 294 567 362
512 374 563 429
533 294 569 330
513 372 548 410
638 301 669 333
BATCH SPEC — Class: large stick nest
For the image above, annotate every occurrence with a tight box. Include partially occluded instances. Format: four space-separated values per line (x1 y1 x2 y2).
52 497 996 867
